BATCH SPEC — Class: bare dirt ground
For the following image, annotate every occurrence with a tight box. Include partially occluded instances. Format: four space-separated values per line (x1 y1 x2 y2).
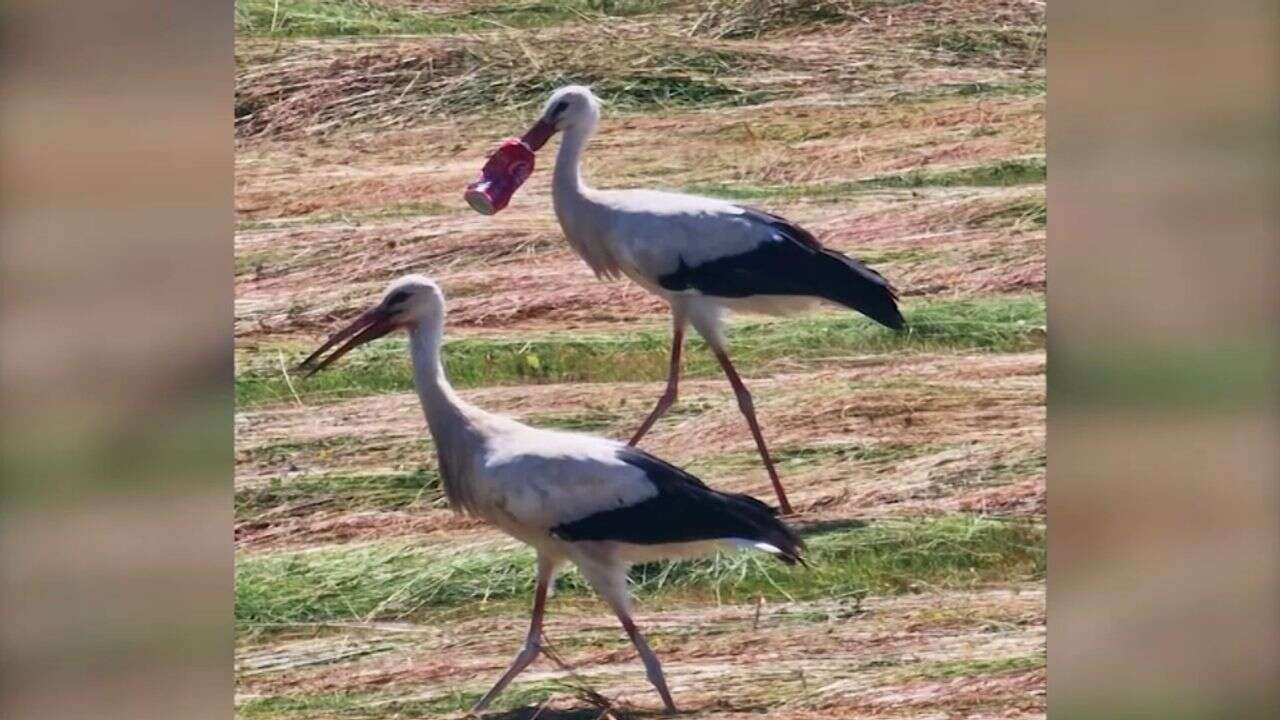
235 1 1045 717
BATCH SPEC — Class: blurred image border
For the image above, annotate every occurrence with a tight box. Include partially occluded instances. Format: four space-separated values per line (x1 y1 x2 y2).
1048 1 1279 717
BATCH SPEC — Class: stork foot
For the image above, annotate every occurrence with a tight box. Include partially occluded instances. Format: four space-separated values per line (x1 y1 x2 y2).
616 615 678 715
469 641 541 716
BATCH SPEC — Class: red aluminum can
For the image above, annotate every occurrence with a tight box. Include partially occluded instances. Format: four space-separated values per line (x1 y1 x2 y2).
464 138 536 215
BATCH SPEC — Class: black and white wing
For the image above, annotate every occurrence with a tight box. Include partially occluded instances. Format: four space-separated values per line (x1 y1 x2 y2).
550 447 805 565
657 206 905 330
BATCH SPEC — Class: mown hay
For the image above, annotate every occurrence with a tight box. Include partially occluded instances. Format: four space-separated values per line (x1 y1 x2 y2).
236 26 781 138
688 0 863 39
917 24 1045 68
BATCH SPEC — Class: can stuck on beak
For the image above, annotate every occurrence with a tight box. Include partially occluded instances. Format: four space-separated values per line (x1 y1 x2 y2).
464 138 537 215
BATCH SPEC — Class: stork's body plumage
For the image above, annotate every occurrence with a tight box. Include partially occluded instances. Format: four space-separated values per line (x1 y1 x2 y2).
556 186 904 332
522 86 905 513
300 276 804 715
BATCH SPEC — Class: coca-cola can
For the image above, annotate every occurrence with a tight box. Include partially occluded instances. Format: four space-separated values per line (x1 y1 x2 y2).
464 138 537 215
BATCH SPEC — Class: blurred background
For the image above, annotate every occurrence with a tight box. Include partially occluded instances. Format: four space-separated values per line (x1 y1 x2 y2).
1049 1 1279 717
0 2 231 719
0 1 1275 719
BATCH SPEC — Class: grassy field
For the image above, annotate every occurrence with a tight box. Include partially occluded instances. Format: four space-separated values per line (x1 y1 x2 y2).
235 1 1045 717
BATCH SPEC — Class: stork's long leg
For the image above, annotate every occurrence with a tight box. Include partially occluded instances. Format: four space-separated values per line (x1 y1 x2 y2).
579 558 678 714
711 347 794 515
470 555 556 716
615 611 677 714
628 321 685 446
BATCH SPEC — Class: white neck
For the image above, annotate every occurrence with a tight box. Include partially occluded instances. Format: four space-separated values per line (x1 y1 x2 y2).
553 119 596 198
407 315 470 442
550 115 626 278
407 313 486 513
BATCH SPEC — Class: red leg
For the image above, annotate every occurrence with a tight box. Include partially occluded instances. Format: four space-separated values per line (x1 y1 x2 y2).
617 613 677 714
628 324 685 446
712 347 794 515
471 557 555 715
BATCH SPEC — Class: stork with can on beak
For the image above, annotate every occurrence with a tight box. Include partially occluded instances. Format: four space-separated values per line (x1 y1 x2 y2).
299 275 805 716
475 85 906 515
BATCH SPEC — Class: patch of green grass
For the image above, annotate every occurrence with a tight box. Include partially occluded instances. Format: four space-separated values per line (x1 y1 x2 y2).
983 451 1046 482
235 515 1044 624
636 515 1045 603
855 246 949 265
967 195 1046 230
682 181 816 202
919 25 1046 67
688 441 939 477
235 294 1046 407
236 470 444 522
239 434 425 471
890 80 1046 103
238 692 371 720
522 408 628 433
857 158 1047 189
913 652 1045 680
235 248 293 277
587 74 772 112
237 680 565 719
237 200 458 234
686 157 1046 201
235 0 670 38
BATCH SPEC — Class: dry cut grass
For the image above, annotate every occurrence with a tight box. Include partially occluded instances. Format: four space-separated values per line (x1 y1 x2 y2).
235 0 1045 140
236 25 781 138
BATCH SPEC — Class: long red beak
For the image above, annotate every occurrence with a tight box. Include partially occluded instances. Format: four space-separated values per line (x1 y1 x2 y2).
521 119 556 151
297 307 398 378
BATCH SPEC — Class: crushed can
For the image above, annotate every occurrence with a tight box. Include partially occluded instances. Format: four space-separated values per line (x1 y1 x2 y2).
464 138 537 215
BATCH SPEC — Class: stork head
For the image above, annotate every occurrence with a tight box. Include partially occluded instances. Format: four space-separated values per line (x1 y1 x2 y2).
298 275 444 377
520 85 601 150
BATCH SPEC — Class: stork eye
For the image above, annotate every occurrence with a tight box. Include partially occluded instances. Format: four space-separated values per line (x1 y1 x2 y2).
385 290 410 306
550 101 568 118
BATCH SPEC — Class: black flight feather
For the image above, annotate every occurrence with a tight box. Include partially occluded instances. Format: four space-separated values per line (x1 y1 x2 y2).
657 206 905 331
550 447 806 565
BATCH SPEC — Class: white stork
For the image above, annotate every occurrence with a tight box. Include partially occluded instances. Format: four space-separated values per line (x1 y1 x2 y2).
299 275 805 716
505 85 905 515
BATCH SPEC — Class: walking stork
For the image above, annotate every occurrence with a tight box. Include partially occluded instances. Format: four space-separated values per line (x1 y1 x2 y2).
500 85 905 514
299 275 805 716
